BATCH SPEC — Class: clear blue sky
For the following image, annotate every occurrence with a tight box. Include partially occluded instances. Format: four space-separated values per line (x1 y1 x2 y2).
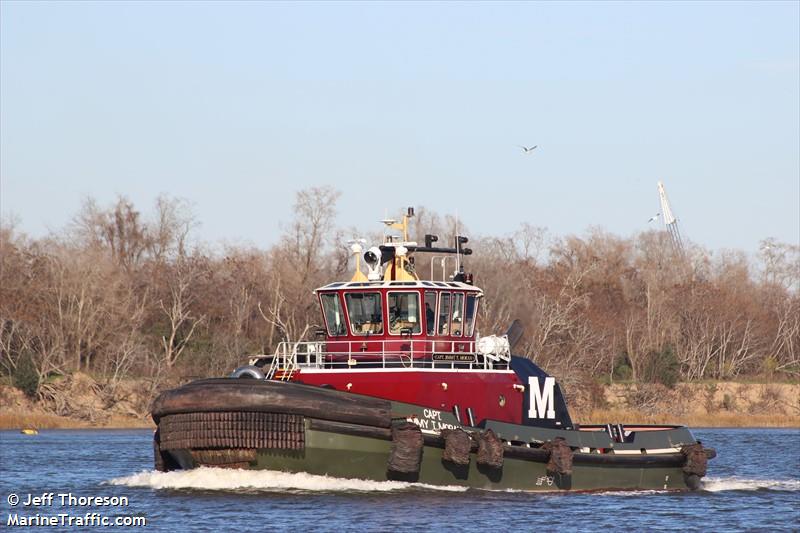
2 1 798 253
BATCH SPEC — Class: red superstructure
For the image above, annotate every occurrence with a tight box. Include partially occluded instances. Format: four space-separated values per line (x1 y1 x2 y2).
249 208 571 429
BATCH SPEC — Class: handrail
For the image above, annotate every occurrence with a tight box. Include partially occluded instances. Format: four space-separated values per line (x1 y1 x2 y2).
250 339 507 373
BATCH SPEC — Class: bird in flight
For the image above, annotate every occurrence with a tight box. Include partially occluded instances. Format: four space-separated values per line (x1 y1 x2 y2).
647 213 661 223
518 145 538 153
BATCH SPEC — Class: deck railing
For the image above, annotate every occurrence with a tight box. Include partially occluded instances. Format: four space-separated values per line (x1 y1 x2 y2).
251 339 507 380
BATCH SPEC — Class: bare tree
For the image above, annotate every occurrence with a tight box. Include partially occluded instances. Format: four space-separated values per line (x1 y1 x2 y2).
73 197 150 271
149 195 195 261
261 187 341 346
159 258 206 369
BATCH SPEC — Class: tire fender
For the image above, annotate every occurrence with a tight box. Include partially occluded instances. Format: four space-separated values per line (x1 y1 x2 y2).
228 365 266 380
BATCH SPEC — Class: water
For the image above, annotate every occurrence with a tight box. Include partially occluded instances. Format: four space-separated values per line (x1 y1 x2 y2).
1 428 798 532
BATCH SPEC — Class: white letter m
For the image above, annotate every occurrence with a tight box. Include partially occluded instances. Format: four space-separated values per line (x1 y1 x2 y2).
528 376 556 419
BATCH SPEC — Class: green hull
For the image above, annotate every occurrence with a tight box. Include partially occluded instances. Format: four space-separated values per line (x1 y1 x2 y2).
165 419 692 492
153 379 710 492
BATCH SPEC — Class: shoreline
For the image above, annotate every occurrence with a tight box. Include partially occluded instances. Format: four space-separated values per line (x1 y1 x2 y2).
2 378 797 431
2 410 797 431
0 412 154 431
571 409 800 429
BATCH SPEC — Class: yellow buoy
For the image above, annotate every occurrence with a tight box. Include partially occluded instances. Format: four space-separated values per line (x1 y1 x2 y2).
20 428 38 435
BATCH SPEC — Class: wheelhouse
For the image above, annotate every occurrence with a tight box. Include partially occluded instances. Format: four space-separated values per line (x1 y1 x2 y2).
314 280 483 366
316 280 483 352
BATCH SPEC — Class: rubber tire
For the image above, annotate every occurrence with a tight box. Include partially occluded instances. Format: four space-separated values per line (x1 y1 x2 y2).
153 429 179 472
228 365 265 379
684 473 702 490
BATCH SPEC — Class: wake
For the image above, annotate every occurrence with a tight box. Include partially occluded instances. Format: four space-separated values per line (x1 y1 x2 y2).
700 477 800 492
107 469 799 495
108 468 468 493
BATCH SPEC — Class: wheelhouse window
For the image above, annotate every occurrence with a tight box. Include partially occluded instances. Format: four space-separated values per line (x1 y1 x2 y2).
465 294 478 336
451 293 464 337
320 293 346 336
387 291 421 335
424 291 436 335
438 293 451 335
344 292 383 335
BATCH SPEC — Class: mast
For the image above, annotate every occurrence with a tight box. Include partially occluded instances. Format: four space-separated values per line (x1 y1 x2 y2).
354 207 473 283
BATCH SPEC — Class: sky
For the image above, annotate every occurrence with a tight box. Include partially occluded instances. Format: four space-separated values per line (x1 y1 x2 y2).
1 1 798 254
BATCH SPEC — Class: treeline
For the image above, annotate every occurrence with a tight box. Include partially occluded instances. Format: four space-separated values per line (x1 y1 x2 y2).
1 187 798 400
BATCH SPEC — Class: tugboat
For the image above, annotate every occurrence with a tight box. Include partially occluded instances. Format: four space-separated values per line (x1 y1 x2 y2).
151 208 715 491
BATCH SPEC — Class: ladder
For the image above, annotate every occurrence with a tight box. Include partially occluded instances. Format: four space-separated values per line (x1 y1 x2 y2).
266 342 299 381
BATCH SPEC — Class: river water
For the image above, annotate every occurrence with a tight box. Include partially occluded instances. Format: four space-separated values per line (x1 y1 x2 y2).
1 428 798 532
